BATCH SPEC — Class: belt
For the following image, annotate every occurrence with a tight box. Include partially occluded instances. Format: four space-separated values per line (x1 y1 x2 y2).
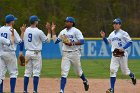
63 50 78 53
26 50 41 52
3 50 15 52
26 50 41 54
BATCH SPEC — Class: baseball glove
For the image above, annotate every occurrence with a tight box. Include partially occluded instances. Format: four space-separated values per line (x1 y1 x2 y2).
18 55 25 66
113 48 124 57
61 34 71 43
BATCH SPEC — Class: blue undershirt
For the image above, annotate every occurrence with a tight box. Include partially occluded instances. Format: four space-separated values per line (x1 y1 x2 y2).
103 37 109 44
123 41 132 49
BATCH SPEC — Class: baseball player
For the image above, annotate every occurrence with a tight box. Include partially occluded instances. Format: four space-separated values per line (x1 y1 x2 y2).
0 14 22 93
0 28 15 83
52 17 89 93
20 15 51 93
100 18 136 93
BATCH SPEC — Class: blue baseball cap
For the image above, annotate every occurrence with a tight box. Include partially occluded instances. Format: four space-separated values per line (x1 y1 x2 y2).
5 14 17 23
65 17 75 23
29 15 40 22
113 18 122 24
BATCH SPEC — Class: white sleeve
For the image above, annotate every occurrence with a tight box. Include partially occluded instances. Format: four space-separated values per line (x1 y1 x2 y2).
123 32 132 42
58 32 62 40
39 30 51 43
75 30 84 40
14 29 22 44
0 37 10 46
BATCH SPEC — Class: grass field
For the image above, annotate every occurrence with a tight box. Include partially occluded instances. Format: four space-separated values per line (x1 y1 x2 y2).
7 59 140 79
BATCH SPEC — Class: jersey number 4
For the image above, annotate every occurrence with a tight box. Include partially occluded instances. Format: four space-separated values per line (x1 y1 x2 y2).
1 33 7 38
28 33 32 42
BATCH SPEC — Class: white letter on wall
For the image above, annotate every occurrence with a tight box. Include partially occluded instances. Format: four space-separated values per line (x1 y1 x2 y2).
87 41 96 56
98 42 109 56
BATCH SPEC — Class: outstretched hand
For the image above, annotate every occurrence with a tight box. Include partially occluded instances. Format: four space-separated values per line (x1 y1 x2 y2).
20 24 27 40
46 22 51 33
51 22 56 31
100 30 105 38
20 24 27 33
45 22 56 34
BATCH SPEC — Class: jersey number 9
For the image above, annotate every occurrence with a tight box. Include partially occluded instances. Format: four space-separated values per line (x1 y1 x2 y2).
28 33 32 42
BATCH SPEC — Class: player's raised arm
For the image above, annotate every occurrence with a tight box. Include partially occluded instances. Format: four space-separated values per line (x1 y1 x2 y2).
20 24 26 40
51 22 60 44
19 24 26 56
45 22 51 42
100 30 109 44
10 27 15 45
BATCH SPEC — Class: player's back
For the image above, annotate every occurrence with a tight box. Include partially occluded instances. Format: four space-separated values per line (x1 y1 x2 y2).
0 26 11 39
0 26 21 51
24 27 47 50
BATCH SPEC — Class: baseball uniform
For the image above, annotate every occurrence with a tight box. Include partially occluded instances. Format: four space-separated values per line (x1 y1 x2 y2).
0 25 21 93
23 15 51 93
103 18 136 93
53 17 89 93
0 36 11 82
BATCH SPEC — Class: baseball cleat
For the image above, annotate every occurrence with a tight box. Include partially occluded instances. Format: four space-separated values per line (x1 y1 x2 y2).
83 80 89 91
131 75 136 85
106 88 114 93
60 89 64 93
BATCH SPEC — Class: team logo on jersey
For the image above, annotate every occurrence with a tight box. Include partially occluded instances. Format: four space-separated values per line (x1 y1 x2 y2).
66 35 73 38
112 37 121 41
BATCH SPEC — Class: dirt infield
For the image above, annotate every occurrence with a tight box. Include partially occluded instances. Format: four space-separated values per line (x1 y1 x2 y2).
3 78 139 93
